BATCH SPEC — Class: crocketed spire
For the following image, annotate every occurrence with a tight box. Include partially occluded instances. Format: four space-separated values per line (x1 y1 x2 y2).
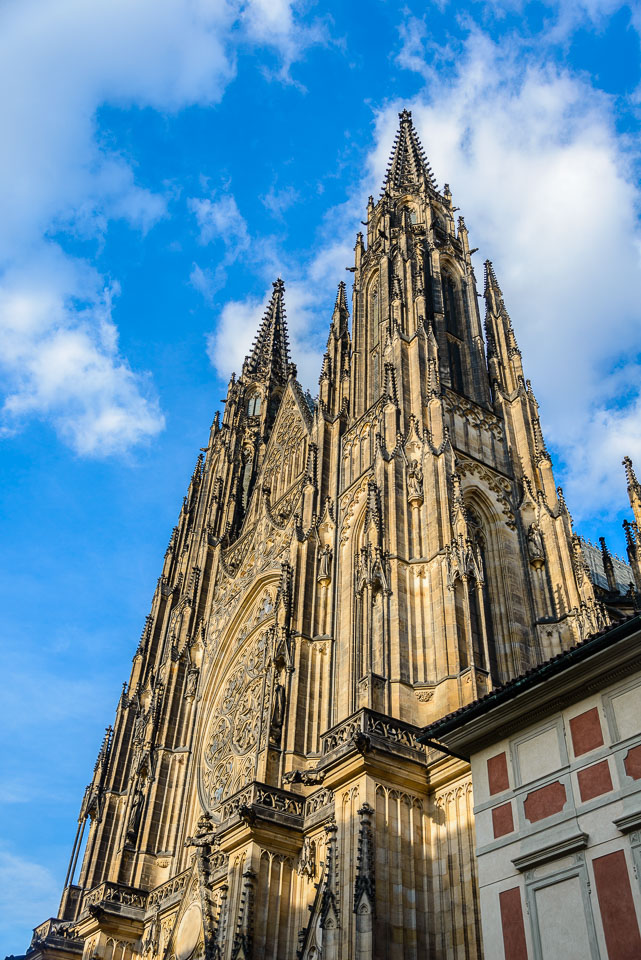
243 278 295 385
383 109 437 193
331 280 349 332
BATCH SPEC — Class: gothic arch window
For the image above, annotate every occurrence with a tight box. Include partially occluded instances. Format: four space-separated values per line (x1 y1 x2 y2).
448 340 464 395
367 273 380 399
466 504 499 681
441 268 465 394
241 447 254 510
399 203 418 224
442 271 462 338
368 274 380 348
247 394 261 416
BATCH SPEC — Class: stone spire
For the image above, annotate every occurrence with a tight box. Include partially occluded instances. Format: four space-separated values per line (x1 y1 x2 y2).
623 456 641 530
242 278 295 384
483 259 522 392
383 109 437 193
331 280 349 333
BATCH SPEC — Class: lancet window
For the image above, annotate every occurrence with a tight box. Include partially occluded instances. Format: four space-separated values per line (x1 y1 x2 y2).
442 269 465 394
247 394 261 416
467 507 499 681
442 272 462 338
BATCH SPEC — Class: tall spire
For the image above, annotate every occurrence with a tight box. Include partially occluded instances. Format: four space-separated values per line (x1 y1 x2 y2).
331 280 349 333
623 456 641 531
242 278 294 384
383 109 437 193
484 260 520 355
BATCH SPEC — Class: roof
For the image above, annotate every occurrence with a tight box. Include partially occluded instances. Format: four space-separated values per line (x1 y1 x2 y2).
383 109 437 193
418 614 641 747
243 278 294 385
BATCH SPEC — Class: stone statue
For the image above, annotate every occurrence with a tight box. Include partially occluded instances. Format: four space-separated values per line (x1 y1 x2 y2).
270 681 286 745
126 784 144 841
318 544 332 585
407 459 423 504
184 667 199 702
527 522 545 567
297 837 316 879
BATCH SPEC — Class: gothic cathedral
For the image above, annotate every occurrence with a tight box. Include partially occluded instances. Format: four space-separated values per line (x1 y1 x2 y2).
27 111 639 960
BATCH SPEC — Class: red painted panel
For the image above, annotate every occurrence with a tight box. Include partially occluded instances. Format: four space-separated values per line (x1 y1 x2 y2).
577 760 613 802
499 887 529 960
624 744 641 781
523 780 566 823
569 707 604 756
593 850 641 959
488 752 510 795
492 802 514 839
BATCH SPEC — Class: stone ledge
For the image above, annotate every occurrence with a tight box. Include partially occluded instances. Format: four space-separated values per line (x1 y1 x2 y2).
512 829 588 871
613 808 641 833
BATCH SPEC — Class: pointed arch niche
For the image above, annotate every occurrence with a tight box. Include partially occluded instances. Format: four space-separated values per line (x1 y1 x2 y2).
366 271 380 402
439 259 466 395
350 495 388 715
462 489 523 683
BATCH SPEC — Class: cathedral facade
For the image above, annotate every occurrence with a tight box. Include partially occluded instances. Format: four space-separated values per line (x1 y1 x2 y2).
26 111 639 960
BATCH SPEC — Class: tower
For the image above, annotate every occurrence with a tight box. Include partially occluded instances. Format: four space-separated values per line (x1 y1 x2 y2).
27 111 624 960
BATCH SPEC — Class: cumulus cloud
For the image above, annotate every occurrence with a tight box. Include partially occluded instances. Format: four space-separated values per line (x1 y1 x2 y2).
189 190 251 293
0 0 318 455
0 247 164 454
388 26 641 522
0 849 59 933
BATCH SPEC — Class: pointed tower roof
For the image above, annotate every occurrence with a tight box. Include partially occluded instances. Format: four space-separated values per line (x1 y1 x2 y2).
330 280 349 333
334 279 348 314
484 260 503 301
243 278 294 384
383 109 437 193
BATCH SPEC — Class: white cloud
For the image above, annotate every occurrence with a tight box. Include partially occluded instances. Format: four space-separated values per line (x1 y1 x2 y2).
0 247 164 455
0 0 317 455
388 27 641 524
0 849 59 930
189 190 251 293
190 193 251 250
261 185 300 219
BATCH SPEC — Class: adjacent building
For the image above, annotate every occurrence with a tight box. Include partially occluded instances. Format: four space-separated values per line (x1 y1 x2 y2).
419 614 641 960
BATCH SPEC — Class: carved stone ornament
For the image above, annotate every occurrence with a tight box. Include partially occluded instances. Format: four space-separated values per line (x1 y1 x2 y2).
415 688 434 702
406 458 424 508
317 543 332 586
527 522 545 569
199 628 271 811
175 901 202 960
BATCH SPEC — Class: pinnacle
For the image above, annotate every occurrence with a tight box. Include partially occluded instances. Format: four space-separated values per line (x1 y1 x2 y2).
383 109 437 194
623 456 639 489
334 280 348 312
243 278 294 385
483 260 502 298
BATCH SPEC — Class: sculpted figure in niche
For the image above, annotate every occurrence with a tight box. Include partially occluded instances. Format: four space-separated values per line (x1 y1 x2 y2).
184 667 199 702
133 709 147 744
527 522 545 568
270 680 286 746
407 459 423 504
318 544 332 585
127 783 144 841
297 837 316 879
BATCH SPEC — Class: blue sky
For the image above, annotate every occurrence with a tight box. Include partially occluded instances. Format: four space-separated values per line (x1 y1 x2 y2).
1 0 640 951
